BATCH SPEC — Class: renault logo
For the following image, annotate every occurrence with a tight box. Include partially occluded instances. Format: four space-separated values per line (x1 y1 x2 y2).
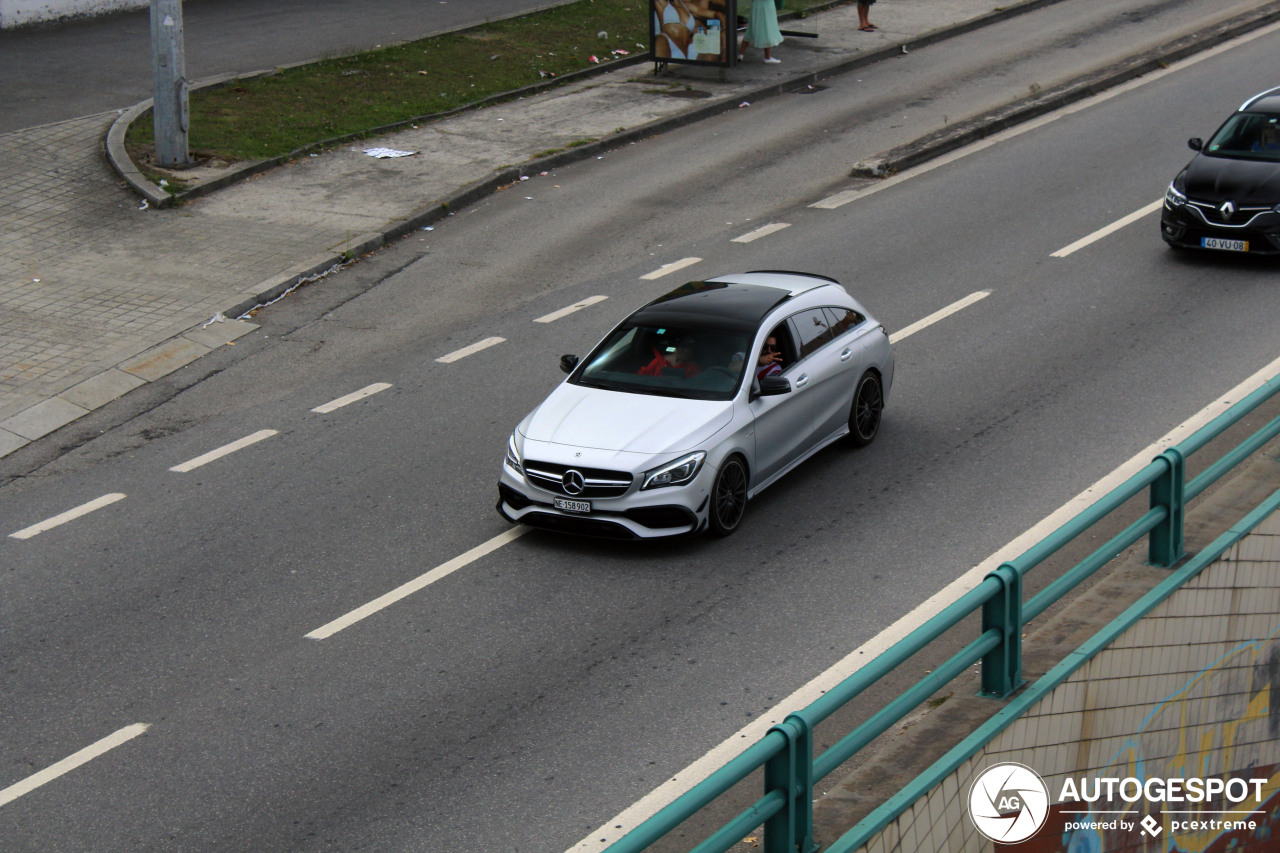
1219 200 1236 218
562 469 586 495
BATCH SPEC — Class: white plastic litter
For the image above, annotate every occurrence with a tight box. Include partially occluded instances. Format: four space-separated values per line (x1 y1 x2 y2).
363 147 417 158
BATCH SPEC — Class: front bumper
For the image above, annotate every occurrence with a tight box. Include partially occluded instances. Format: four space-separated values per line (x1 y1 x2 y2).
1161 203 1280 255
496 460 713 540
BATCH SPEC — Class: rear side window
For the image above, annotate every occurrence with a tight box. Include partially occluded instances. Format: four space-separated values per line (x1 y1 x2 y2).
824 307 866 337
791 308 835 358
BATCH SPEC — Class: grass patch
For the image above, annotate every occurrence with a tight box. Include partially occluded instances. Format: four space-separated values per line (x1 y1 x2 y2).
127 0 833 164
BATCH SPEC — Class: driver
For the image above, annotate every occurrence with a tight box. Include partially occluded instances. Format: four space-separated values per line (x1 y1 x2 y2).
639 337 702 378
1253 122 1280 152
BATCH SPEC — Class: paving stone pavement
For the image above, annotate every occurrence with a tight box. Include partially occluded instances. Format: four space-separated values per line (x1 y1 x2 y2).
2 0 1277 461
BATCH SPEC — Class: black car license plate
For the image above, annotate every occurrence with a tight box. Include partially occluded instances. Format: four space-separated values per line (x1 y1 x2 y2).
554 497 591 514
1201 237 1249 252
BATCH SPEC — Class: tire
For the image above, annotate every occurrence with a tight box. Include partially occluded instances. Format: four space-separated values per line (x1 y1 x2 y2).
708 456 748 536
846 371 883 448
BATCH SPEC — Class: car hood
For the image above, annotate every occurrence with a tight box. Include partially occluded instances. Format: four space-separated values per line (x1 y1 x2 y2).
1185 155 1280 205
519 383 733 455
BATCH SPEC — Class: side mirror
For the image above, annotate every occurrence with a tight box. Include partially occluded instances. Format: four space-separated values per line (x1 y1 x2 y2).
559 354 579 374
758 376 791 396
1188 137 1203 152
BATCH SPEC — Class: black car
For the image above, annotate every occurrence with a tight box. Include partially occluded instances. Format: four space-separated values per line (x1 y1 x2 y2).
1161 86 1280 255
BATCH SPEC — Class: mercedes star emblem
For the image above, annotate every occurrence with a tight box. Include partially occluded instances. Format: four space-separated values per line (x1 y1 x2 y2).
562 469 586 496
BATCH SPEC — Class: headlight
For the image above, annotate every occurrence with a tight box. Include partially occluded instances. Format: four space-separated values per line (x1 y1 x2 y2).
505 434 522 473
1164 182 1187 208
641 451 706 490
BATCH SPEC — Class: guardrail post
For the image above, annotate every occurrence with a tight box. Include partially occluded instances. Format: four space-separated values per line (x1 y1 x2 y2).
979 564 1023 699
1149 448 1186 568
764 714 818 853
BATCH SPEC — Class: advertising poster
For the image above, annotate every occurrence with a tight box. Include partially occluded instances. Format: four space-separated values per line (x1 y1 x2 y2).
650 0 736 67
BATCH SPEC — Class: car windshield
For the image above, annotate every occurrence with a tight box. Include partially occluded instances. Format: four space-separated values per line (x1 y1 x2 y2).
571 323 754 402
1205 113 1280 161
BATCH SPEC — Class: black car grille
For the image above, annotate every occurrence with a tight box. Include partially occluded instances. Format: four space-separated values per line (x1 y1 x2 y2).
522 460 633 498
1187 200 1271 226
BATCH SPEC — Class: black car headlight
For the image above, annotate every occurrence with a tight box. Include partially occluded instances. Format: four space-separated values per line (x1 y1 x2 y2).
1164 182 1187 209
641 451 706 490
505 434 523 474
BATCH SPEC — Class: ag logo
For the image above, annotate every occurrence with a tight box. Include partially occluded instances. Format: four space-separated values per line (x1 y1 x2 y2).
968 762 1050 843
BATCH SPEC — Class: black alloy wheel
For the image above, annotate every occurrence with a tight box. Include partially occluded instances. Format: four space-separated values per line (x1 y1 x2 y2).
709 457 748 536
846 371 883 448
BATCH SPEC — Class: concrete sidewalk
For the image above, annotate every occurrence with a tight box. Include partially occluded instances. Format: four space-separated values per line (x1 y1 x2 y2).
1 0 1277 462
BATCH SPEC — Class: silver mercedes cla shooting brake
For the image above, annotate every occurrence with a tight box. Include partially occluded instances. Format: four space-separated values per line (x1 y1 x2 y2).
497 271 895 539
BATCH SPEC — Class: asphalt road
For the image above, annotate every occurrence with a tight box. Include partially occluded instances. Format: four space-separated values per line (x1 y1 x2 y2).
0 0 577 132
3 1 1279 851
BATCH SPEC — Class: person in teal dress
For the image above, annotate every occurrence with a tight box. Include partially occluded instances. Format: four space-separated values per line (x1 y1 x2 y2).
738 0 783 63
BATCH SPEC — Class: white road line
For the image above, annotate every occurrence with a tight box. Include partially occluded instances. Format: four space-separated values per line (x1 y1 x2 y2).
436 336 506 363
535 295 609 324
640 257 701 280
306 526 531 639
1051 200 1163 258
0 724 149 807
568 351 1280 853
889 291 990 344
731 223 791 243
9 493 127 540
809 21 1280 213
169 429 278 473
311 383 393 414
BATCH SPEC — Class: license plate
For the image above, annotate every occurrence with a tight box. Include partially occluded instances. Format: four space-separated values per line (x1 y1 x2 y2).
554 497 591 514
1201 237 1249 252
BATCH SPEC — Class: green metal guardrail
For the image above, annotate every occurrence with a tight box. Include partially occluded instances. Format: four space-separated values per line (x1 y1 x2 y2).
605 371 1280 853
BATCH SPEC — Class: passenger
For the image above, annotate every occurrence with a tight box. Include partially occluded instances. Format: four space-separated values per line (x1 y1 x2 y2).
639 337 702 378
755 336 783 380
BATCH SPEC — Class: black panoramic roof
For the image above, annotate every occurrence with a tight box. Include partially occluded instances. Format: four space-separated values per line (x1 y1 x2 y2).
629 280 797 332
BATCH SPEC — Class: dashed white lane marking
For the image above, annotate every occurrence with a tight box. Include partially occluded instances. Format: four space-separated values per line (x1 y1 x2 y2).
535 295 609 324
169 429 278 473
731 223 791 243
9 493 128 540
312 383 393 414
306 526 531 639
436 336 506 363
1051 199 1163 258
0 724 149 807
569 352 1280 853
640 257 701 280
889 290 990 344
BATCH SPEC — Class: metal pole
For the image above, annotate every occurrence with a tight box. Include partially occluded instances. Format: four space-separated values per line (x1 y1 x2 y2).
150 0 191 167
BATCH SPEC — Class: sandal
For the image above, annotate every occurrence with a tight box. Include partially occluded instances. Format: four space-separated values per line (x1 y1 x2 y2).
859 24 878 31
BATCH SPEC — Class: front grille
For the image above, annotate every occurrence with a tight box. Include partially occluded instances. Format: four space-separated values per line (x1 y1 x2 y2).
517 511 638 539
1187 200 1271 227
522 460 632 498
623 505 697 529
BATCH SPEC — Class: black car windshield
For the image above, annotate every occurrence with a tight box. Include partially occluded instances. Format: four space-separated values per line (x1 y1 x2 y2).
1205 113 1280 161
571 323 754 402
